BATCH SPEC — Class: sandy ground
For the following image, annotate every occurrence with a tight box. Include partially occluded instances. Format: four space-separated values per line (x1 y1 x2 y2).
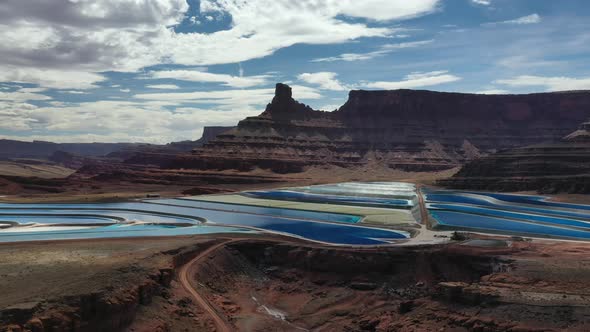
0 236 211 309
183 239 590 331
298 164 460 186
2 231 590 331
0 161 75 179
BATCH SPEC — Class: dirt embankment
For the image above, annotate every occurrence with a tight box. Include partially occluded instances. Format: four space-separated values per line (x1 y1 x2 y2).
0 238 227 332
3 238 590 331
186 241 590 331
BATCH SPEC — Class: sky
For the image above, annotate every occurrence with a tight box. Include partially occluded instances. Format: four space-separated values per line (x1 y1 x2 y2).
1 0 589 144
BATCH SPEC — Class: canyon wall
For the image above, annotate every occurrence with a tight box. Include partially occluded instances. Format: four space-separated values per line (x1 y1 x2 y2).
186 84 590 173
439 120 590 193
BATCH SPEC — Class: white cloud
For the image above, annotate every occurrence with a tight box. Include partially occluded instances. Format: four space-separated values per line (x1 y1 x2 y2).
0 88 51 102
471 0 491 5
147 69 270 88
476 89 509 94
0 85 322 143
496 55 564 70
189 16 201 25
0 0 440 90
484 14 541 26
134 86 322 104
0 99 255 143
238 63 244 78
17 87 47 93
0 67 106 89
59 90 89 94
297 72 348 91
120 88 131 93
297 70 461 92
362 71 461 90
312 40 433 62
495 75 590 91
0 88 52 131
318 104 341 112
146 84 180 90
510 14 542 24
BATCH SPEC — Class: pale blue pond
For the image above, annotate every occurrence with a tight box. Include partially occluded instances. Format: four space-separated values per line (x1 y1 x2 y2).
0 224 254 243
146 198 362 223
0 209 198 224
424 192 590 220
467 191 590 211
291 183 416 199
243 190 412 208
0 201 407 245
431 210 590 240
425 189 590 240
429 204 590 230
0 214 119 225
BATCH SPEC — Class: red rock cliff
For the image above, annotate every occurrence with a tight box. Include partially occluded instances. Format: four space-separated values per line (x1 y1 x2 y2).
186 84 590 173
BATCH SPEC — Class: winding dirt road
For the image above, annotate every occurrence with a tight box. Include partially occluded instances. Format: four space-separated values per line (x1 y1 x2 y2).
178 240 234 332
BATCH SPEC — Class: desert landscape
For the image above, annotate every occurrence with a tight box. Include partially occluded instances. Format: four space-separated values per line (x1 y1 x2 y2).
2 1 590 331
3 85 590 331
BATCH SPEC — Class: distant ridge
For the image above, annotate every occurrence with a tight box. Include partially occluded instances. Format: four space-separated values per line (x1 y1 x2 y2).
0 126 235 160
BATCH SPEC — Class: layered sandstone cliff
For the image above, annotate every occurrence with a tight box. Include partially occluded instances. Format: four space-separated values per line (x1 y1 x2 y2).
184 84 590 173
440 120 590 193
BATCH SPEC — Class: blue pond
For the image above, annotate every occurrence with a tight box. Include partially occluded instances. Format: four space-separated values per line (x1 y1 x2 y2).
466 191 590 211
430 210 590 240
243 190 412 208
424 192 590 220
425 189 590 240
0 200 407 245
292 183 416 199
0 209 199 224
147 198 361 223
0 214 118 225
0 224 254 243
429 204 590 230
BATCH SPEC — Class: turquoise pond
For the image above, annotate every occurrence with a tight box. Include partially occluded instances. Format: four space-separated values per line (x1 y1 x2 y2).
4 183 587 244
424 189 590 240
0 196 408 245
243 190 414 208
290 182 417 199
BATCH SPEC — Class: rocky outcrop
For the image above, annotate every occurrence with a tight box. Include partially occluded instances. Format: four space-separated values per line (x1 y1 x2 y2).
149 126 235 153
189 240 590 331
440 120 590 193
185 84 590 173
0 243 212 332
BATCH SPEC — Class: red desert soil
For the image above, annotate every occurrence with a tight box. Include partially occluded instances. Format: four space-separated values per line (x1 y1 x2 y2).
181 239 590 331
2 233 590 331
178 240 234 332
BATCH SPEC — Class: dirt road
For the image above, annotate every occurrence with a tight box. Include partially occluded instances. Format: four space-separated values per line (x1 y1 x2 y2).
178 240 235 332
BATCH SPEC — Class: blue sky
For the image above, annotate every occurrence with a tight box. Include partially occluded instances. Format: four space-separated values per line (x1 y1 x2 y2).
0 0 589 143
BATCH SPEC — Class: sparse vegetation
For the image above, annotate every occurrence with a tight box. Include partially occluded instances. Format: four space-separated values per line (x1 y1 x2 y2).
450 231 469 241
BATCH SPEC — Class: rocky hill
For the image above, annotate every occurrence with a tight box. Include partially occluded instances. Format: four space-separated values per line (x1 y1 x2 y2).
439 120 590 193
178 84 590 173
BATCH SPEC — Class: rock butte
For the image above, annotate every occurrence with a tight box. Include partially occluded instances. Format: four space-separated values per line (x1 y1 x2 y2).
168 83 590 173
